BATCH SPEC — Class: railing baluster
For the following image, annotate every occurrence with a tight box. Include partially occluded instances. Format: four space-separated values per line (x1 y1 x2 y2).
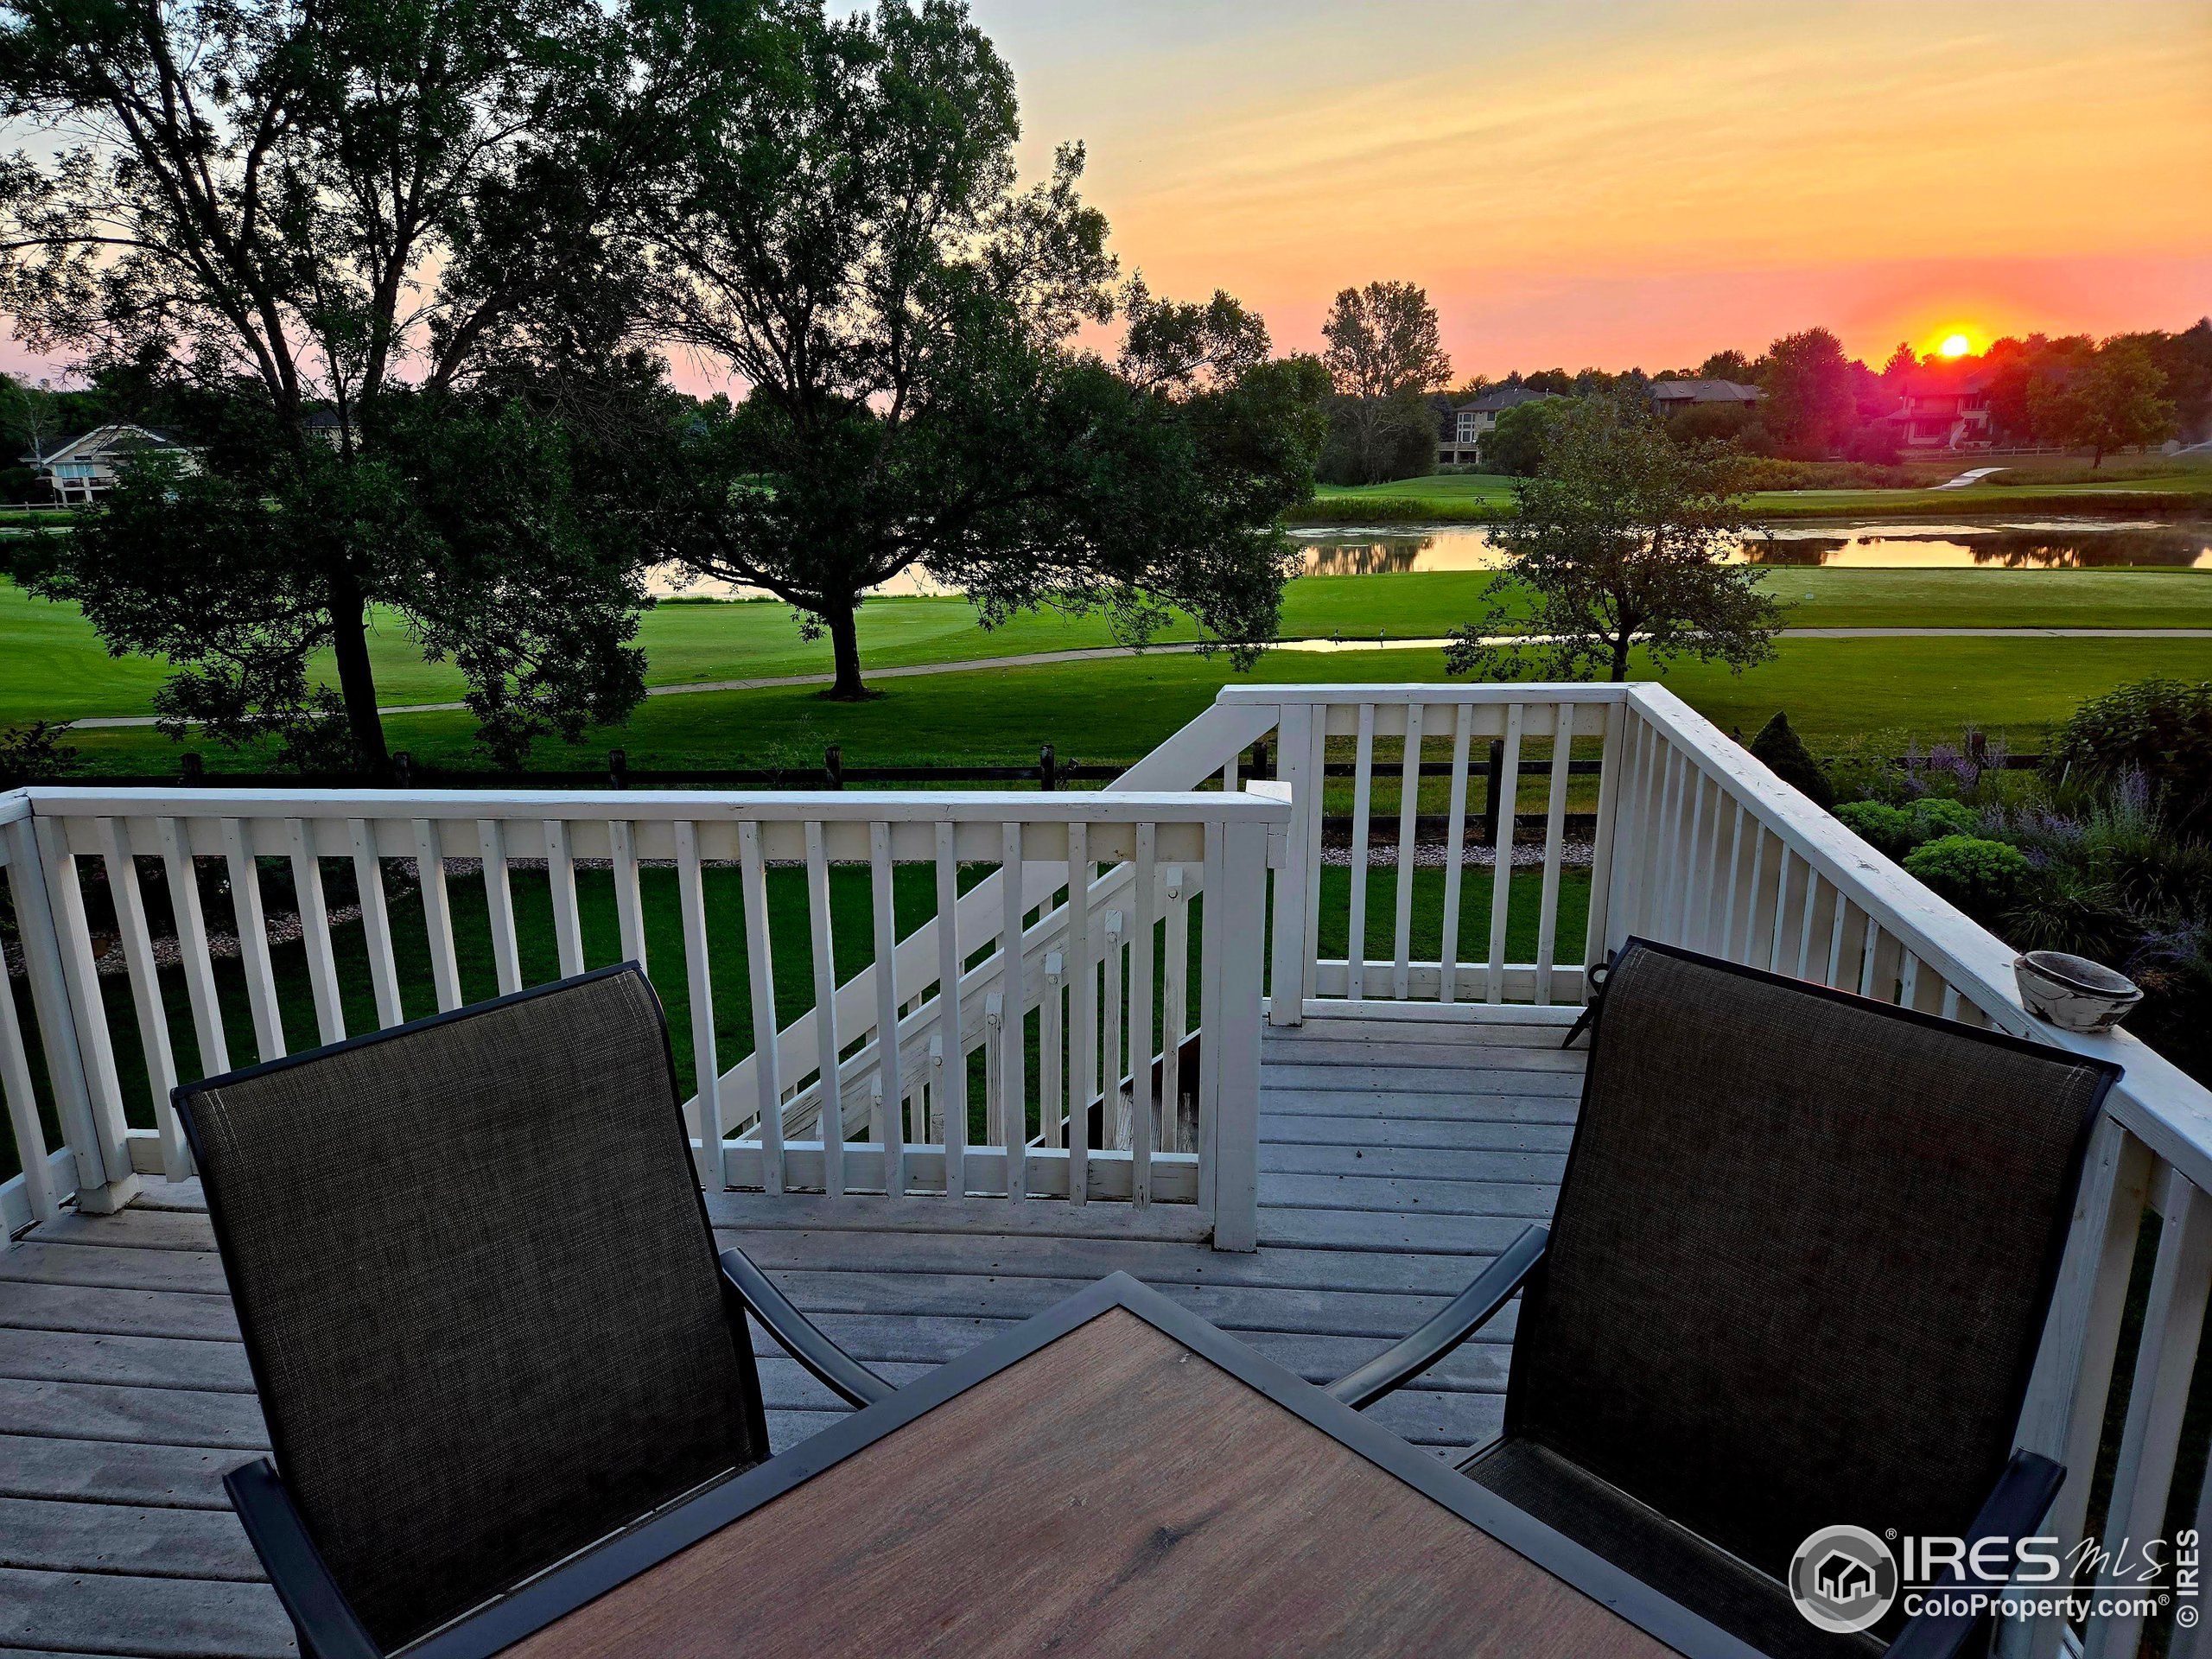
2084 1171 2212 1659
1128 823 1157 1205
1824 893 1850 988
1346 703 1376 1000
1794 870 1822 982
982 993 1004 1154
1001 821 1027 1202
287 819 346 1045
1161 868 1190 1152
872 822 905 1198
0 850 59 1224
804 821 844 1199
1390 702 1423 1000
160 817 233 1077
1663 765 1699 946
1582 698 1627 974
1717 801 1746 964
1041 950 1065 1151
735 820 777 1194
1103 910 1126 1151
933 823 966 1197
346 820 404 1029
609 818 647 970
1766 845 1797 977
1534 705 1573 1004
1439 702 1473 1005
1198 817 1226 1220
98 818 188 1179
1485 703 1524 1004
477 819 522 998
678 821 727 1190
29 817 133 1208
544 820 585 979
410 819 461 1014
227 817 289 1054
1065 821 1092 1205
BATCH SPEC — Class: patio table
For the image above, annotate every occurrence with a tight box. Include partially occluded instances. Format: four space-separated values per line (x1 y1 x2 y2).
411 1272 1765 1658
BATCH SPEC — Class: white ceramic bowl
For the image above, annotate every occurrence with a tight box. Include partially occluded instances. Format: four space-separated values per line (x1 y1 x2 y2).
2014 950 2142 1034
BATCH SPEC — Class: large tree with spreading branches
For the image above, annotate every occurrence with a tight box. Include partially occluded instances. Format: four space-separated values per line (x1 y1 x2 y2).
639 0 1325 699
0 0 691 769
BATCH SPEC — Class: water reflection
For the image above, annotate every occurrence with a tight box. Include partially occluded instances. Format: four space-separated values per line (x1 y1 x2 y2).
1294 520 2212 573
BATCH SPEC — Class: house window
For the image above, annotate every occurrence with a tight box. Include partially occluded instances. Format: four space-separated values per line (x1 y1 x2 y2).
1456 413 1479 442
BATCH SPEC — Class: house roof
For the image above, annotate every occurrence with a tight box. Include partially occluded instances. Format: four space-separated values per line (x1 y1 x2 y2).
1455 386 1556 415
23 423 197 466
1649 378 1762 404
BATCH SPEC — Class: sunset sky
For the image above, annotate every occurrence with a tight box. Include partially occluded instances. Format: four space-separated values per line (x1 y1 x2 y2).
963 0 2212 376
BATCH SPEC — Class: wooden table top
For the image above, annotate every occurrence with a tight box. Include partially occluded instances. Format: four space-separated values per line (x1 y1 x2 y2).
499 1304 1683 1658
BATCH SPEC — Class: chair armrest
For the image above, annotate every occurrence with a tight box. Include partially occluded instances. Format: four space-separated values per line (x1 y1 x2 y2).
720 1246 894 1408
224 1459 382 1659
1883 1450 2065 1659
1325 1224 1548 1410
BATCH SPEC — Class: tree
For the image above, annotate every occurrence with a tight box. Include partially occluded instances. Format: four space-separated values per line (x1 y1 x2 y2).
640 0 1324 700
2049 339 2175 467
0 0 674 771
1445 397 1783 683
1881 342 1917 382
1755 327 1859 458
1483 395 1564 477
1696 349 1752 382
1320 279 1452 485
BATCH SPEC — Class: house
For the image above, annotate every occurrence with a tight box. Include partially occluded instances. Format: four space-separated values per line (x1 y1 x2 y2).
1883 367 1993 450
1438 386 1556 465
303 406 353 450
20 423 200 503
1648 378 1762 417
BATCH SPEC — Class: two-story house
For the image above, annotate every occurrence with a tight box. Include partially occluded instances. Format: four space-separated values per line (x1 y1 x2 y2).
1882 369 1993 450
22 424 200 504
1438 386 1556 466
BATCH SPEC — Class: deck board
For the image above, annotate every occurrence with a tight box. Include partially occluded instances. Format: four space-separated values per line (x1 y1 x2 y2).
0 1015 1582 1656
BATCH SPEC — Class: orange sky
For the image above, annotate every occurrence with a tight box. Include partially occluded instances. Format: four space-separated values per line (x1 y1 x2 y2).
970 0 2212 375
7 2 2206 387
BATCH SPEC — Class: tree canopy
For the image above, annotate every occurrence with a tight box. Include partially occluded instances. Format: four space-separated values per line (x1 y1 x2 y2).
639 0 1324 698
0 0 689 768
1445 397 1783 683
1318 279 1450 486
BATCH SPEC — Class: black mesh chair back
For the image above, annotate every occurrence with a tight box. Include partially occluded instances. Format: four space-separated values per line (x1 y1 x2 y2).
1502 938 2116 1597
179 965 766 1652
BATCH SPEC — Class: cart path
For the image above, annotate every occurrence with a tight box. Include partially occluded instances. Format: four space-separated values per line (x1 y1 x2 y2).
57 626 2212 729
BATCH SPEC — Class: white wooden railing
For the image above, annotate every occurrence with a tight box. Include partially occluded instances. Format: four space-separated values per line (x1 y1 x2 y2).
0 788 1286 1249
9 680 2212 1652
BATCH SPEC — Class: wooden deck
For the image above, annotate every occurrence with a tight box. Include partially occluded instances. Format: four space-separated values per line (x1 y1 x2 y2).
0 1015 1582 1657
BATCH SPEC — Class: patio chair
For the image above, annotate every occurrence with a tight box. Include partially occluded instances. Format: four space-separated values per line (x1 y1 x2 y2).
177 963 893 1659
1325 938 2120 1659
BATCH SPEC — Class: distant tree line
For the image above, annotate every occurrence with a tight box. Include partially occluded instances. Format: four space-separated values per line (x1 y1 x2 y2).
1307 278 2212 484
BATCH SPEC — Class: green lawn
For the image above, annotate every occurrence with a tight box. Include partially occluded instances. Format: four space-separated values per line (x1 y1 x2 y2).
45 632 2212 780
8 566 2209 730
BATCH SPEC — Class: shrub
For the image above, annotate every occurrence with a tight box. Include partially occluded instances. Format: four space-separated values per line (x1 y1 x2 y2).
2046 678 2212 835
1835 799 1915 856
1910 798 1980 841
1750 711 1836 809
0 719 79 787
1904 836 2032 915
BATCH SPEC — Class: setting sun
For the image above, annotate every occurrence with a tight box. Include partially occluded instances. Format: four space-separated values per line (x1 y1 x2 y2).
1938 333 1972 357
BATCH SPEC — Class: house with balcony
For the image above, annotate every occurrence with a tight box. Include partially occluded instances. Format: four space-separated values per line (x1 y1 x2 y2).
1438 385 1555 465
1884 367 1994 449
5 681 2206 1657
20 423 200 504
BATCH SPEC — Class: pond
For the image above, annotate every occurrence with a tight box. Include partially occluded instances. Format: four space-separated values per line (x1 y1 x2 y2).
1294 518 2212 574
